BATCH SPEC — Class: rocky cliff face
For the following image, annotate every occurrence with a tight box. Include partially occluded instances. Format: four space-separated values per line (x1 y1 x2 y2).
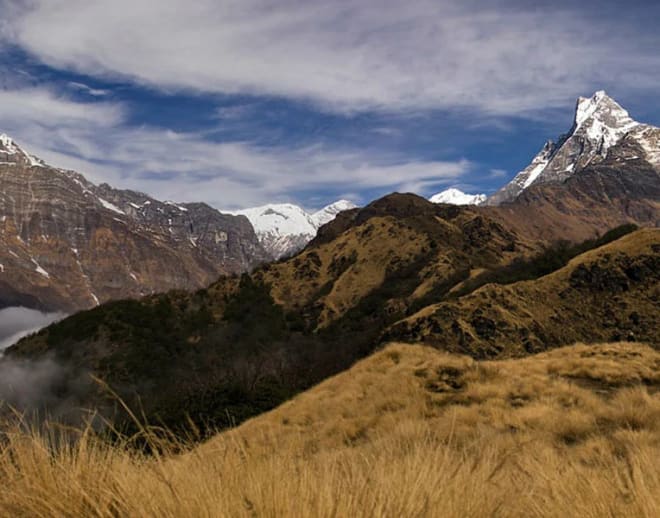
484 133 660 244
0 134 268 312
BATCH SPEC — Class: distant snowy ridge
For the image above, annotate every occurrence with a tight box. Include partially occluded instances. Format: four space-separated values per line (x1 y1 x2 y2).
429 188 486 205
234 200 357 259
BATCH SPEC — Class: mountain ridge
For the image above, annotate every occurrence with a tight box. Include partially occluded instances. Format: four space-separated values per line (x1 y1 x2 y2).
7 185 657 432
0 90 658 313
0 133 269 312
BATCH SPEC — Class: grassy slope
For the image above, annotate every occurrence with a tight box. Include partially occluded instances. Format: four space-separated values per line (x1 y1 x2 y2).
1 341 659 517
256 194 524 327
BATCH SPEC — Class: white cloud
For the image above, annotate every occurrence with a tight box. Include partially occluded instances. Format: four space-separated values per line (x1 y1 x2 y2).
68 81 110 97
488 168 508 179
3 1 655 209
7 0 660 115
0 86 469 208
43 130 470 209
0 88 123 127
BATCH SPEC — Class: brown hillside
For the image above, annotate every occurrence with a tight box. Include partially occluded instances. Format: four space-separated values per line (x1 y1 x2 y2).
256 193 527 328
386 228 659 357
3 193 530 432
5 197 655 434
212 341 660 454
485 150 660 244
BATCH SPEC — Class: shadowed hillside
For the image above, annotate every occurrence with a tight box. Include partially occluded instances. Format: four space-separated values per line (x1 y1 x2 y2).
4 194 528 431
386 228 659 356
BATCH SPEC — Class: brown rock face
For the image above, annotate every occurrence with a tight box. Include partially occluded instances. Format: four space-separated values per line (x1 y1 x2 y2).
0 135 268 312
484 141 660 244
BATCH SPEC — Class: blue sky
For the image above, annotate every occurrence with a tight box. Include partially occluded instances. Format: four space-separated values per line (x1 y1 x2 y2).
0 0 659 210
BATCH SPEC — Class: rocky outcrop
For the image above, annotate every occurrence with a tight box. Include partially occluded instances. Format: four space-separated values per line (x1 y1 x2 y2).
479 93 659 244
0 134 268 312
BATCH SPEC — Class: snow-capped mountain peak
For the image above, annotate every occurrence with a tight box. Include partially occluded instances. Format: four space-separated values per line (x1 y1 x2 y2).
429 188 486 205
0 133 46 168
234 200 358 259
234 203 318 238
486 91 648 205
572 91 639 151
574 90 608 128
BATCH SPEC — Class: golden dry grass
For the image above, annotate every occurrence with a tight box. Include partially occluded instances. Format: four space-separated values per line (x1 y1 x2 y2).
262 215 432 326
1 341 659 517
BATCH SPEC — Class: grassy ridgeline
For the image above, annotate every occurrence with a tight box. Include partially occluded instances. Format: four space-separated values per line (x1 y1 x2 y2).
1 341 659 517
451 223 640 299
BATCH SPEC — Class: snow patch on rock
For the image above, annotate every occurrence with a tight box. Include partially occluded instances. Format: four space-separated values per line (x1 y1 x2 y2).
98 197 126 215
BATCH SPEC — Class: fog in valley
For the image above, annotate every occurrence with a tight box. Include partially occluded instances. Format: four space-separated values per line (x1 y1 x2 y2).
0 307 65 352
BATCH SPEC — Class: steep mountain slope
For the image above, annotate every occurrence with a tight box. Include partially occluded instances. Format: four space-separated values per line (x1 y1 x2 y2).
429 188 486 205
485 137 660 243
0 134 268 311
233 200 357 259
386 228 659 357
487 91 659 205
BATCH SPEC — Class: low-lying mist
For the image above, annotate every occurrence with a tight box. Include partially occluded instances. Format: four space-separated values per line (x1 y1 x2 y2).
0 307 95 425
0 307 65 352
